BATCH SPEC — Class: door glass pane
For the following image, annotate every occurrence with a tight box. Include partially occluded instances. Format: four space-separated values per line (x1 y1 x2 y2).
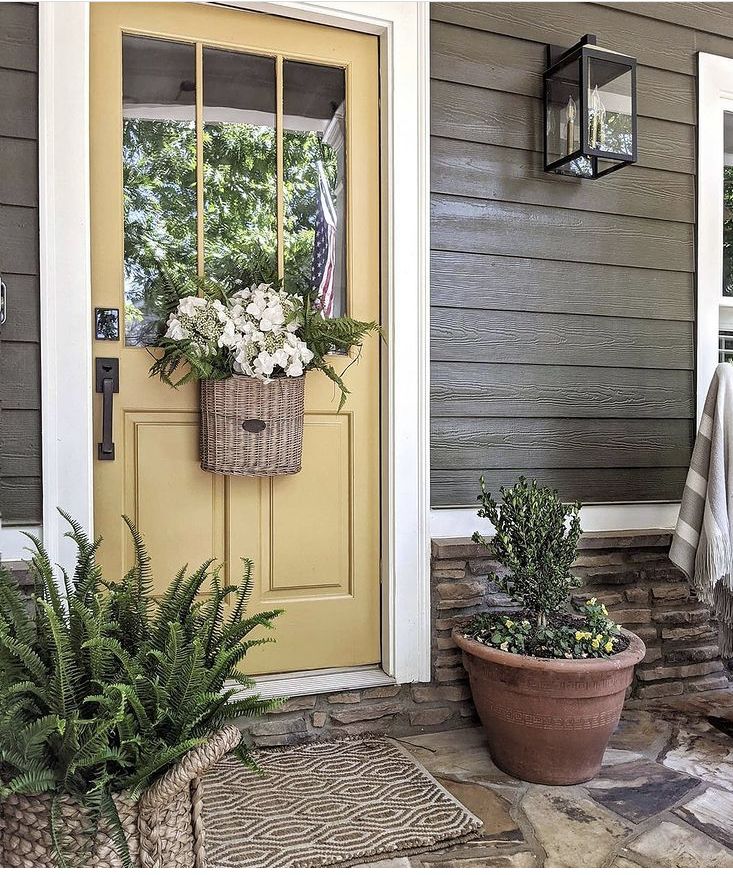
203 48 277 283
283 60 346 317
122 36 197 347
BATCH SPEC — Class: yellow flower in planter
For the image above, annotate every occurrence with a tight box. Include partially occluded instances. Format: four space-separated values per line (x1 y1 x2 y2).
604 639 614 653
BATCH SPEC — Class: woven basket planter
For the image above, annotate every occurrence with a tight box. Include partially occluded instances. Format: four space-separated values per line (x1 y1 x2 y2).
0 726 240 868
200 375 306 476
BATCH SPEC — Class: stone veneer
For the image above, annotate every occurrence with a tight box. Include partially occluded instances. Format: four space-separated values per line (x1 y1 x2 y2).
240 530 730 747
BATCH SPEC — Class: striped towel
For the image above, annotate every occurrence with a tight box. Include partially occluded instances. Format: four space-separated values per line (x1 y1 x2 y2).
670 363 733 657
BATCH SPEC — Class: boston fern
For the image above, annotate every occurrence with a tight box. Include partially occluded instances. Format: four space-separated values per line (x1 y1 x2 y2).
0 510 281 866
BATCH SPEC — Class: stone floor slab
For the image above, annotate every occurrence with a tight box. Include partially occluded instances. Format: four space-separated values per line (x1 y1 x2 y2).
601 748 645 767
663 727 733 792
400 740 519 787
609 710 672 759
518 786 632 868
399 728 486 755
676 786 733 849
623 819 733 867
587 759 700 823
436 778 522 841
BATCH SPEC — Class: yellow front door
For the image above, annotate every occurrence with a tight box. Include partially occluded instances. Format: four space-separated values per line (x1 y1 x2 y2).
90 3 381 674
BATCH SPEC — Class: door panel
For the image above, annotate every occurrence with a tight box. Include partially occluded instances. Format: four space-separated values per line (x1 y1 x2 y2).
123 411 226 587
270 414 351 592
90 3 381 674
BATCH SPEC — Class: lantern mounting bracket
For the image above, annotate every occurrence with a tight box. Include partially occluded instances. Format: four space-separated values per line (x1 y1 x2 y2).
547 34 597 69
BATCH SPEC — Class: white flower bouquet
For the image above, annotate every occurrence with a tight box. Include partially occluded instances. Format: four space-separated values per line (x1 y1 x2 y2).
149 274 379 476
151 276 378 409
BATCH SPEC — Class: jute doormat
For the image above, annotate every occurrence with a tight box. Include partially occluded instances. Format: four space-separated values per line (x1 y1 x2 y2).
202 736 483 867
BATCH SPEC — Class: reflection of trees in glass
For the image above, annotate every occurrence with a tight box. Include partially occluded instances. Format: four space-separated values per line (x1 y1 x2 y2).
122 117 339 346
203 123 277 283
725 167 733 297
123 119 197 346
589 111 632 156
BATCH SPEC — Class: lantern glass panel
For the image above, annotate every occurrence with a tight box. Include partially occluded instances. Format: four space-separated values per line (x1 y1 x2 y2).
586 56 633 157
545 56 581 166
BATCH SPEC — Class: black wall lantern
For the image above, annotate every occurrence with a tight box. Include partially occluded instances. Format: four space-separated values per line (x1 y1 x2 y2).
544 34 637 178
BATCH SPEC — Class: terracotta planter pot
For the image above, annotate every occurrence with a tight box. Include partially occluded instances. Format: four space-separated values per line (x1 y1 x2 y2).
453 628 645 785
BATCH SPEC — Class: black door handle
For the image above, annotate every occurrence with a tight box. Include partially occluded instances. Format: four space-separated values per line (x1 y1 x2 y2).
96 357 119 461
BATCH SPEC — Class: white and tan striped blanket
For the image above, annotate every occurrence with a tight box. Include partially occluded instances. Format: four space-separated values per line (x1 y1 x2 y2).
670 363 733 657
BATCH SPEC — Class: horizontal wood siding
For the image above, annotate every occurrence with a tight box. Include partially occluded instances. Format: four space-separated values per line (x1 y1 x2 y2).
431 362 694 419
429 2 715 507
0 3 41 525
432 468 690 507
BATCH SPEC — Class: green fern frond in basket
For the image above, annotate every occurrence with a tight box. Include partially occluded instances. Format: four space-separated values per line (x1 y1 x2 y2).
0 510 283 866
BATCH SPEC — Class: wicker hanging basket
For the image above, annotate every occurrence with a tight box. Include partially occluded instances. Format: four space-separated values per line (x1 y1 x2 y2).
0 726 241 868
200 375 306 477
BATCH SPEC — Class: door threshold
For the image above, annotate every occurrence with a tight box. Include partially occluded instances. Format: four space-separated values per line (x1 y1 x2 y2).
231 665 395 699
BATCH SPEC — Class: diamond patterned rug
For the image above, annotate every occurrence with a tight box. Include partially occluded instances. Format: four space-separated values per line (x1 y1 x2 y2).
202 736 482 867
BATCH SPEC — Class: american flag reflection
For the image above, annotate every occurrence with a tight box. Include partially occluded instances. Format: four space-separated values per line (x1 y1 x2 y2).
311 159 337 317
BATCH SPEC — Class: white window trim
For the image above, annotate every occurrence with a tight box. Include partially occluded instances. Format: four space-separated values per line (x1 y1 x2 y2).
698 53 733 422
430 504 682 541
0 527 43 563
37 1 431 689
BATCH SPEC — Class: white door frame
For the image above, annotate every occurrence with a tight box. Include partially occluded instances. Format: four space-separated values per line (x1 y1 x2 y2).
37 1 431 689
698 52 733 422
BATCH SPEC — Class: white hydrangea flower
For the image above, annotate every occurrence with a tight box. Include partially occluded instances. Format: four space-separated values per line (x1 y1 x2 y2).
218 319 238 349
165 315 189 342
177 296 207 317
164 282 314 384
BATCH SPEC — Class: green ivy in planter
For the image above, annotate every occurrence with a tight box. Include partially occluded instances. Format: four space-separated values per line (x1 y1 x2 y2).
464 599 623 660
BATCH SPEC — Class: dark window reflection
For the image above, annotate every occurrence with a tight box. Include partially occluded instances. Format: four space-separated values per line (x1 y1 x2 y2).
122 35 197 347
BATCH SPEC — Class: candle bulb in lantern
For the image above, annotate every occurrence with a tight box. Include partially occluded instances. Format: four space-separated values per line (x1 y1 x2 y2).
566 95 576 154
590 84 606 150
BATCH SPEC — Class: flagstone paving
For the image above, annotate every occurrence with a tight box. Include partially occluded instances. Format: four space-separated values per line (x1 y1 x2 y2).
376 690 733 868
